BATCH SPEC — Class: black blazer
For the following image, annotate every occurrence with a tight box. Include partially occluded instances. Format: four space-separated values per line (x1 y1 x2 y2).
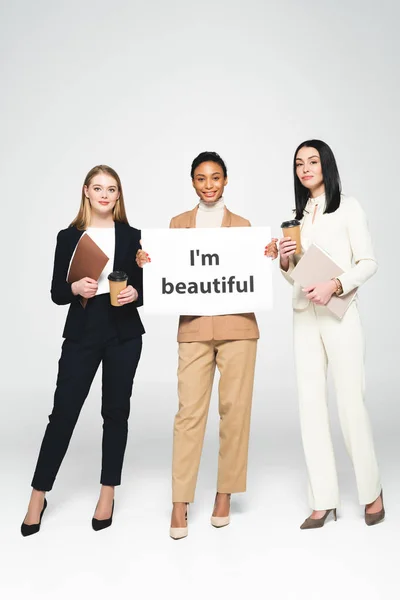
51 221 145 341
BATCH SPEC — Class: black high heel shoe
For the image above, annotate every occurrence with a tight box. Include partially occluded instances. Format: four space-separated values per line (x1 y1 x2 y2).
92 500 114 531
21 498 48 537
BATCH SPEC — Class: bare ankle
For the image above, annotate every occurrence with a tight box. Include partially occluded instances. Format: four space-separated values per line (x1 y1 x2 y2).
99 485 114 498
173 502 187 510
32 489 45 497
30 490 45 505
215 493 231 505
171 503 188 528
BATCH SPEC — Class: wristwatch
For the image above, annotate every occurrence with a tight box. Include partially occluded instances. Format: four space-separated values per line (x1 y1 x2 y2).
332 277 343 296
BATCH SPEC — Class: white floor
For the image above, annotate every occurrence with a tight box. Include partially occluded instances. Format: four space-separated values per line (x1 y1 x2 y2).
1 382 397 600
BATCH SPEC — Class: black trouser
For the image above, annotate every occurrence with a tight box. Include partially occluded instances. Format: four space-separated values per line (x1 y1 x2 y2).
32 295 142 491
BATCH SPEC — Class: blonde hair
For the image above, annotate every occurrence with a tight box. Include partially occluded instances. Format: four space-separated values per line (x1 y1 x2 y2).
70 165 129 230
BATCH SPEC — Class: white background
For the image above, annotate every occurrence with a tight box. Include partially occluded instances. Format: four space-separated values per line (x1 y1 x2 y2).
142 227 272 314
0 1 398 599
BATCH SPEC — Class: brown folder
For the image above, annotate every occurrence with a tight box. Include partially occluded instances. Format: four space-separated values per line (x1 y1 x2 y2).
67 233 109 308
290 243 357 319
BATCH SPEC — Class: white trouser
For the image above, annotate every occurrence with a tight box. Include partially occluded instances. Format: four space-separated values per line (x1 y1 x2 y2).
293 301 381 510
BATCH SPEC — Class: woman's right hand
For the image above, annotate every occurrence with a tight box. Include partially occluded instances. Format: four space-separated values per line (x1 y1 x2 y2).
279 237 297 271
71 277 98 298
136 249 151 268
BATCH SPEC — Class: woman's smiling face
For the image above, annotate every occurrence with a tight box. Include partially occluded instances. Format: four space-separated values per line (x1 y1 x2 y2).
192 161 228 204
84 173 120 217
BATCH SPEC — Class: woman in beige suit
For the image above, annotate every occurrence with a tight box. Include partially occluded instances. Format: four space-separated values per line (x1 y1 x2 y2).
138 151 277 539
279 139 384 529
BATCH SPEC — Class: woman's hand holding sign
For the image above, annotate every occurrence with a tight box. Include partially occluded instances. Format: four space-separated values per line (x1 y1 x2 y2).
136 241 151 268
264 238 278 259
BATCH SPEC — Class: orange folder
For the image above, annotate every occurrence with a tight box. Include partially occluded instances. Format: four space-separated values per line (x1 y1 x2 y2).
67 233 109 307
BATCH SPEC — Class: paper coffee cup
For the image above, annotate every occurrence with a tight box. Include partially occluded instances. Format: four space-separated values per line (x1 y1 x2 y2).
108 271 128 306
281 220 301 254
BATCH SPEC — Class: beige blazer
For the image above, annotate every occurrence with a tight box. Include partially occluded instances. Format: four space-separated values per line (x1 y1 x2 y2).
170 205 260 342
281 196 378 310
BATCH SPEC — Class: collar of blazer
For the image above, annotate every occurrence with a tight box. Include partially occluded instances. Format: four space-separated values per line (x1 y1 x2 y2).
68 220 132 271
186 205 233 228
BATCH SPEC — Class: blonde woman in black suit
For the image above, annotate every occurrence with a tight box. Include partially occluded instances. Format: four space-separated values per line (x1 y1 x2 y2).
21 165 144 536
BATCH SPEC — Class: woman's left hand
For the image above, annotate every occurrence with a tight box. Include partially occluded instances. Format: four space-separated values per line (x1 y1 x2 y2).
303 281 337 305
117 285 138 305
265 238 279 260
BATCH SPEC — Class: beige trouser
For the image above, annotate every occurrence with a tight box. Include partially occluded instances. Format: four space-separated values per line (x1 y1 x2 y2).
172 339 257 502
294 302 381 510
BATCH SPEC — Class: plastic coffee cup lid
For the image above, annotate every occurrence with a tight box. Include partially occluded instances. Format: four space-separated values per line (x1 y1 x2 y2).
108 271 128 282
281 219 300 228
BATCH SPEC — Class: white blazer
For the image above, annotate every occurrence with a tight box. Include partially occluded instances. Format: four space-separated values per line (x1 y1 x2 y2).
281 196 377 310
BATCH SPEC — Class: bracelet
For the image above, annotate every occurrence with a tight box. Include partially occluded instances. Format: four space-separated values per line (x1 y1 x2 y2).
332 278 343 296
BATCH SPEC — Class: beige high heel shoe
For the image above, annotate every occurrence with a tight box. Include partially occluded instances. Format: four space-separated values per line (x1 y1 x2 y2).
170 503 189 540
211 493 231 528
300 508 337 530
365 490 385 526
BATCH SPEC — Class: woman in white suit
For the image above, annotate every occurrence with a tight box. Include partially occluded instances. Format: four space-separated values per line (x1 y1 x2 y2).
279 139 385 529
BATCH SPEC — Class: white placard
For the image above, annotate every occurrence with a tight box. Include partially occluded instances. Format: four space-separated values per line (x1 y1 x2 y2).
141 227 273 316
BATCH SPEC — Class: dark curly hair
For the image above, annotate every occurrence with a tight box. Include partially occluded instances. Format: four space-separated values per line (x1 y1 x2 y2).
190 151 227 179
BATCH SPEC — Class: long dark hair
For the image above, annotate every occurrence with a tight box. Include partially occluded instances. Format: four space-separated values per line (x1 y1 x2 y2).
293 140 341 221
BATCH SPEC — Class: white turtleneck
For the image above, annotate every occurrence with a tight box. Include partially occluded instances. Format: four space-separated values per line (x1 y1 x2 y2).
196 197 225 228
